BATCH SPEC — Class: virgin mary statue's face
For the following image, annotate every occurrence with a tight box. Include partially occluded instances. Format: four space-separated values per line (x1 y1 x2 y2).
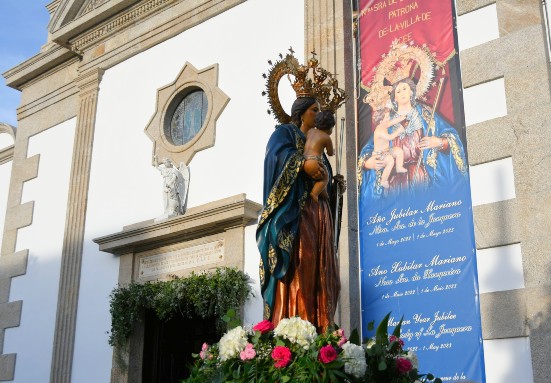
394 81 412 106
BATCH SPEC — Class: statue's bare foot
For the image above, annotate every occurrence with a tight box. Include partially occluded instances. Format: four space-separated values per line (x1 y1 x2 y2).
381 180 390 188
396 166 407 173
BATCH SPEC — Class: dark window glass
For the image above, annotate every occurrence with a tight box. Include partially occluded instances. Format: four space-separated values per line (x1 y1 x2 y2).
169 90 208 146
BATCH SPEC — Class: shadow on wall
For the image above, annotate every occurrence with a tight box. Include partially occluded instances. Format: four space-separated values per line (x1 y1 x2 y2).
476 170 541 383
525 259 551 383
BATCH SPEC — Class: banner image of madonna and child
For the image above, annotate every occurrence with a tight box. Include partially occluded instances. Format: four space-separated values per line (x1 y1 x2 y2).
357 1 486 382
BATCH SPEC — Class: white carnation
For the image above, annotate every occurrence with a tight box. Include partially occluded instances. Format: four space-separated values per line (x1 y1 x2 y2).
406 350 419 369
342 341 367 378
273 317 317 350
218 326 248 361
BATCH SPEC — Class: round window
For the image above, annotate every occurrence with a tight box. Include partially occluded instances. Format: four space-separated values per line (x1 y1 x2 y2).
167 89 208 146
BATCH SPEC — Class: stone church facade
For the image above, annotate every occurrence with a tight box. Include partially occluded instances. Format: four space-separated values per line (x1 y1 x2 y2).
0 1 549 382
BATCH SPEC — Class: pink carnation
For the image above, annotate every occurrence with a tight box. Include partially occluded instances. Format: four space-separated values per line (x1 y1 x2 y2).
334 329 345 338
253 319 275 334
240 343 256 361
333 329 347 347
337 336 348 347
319 345 338 364
271 346 292 368
396 357 413 373
389 335 405 348
199 343 209 360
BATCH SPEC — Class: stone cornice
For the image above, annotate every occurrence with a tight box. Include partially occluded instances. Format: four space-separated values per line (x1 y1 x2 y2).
0 123 16 164
76 67 104 94
4 0 244 91
46 0 62 15
0 123 16 139
49 0 140 44
0 146 14 165
69 0 175 54
94 194 262 255
2 45 77 90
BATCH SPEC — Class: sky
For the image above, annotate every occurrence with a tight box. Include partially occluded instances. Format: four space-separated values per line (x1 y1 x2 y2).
0 0 51 126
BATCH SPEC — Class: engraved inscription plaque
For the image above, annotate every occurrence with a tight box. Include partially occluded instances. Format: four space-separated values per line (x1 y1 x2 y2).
139 240 224 278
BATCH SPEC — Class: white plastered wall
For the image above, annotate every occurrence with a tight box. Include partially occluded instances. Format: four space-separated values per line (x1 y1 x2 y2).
71 0 304 381
3 118 76 382
0 133 14 149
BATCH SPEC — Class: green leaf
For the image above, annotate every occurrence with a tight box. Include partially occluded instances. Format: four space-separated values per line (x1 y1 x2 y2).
276 339 285 346
226 308 236 318
427 374 434 380
228 319 241 329
435 378 442 383
378 359 387 371
392 315 404 337
367 320 375 331
281 376 291 383
331 369 349 379
376 312 391 345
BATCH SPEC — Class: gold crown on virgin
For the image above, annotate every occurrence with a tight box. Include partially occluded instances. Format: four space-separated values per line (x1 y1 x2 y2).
262 47 347 124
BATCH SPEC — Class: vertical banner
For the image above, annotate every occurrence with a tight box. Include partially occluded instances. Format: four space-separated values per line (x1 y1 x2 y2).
356 1 486 382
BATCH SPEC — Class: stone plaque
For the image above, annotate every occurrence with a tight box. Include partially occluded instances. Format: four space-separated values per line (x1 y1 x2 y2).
138 240 224 278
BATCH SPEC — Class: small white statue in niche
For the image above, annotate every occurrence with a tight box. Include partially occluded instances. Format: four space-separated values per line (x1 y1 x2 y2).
153 155 190 221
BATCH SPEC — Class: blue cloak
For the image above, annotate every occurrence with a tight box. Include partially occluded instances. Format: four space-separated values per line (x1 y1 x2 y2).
256 123 335 319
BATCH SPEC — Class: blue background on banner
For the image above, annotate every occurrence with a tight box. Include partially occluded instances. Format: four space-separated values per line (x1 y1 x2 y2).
359 180 485 382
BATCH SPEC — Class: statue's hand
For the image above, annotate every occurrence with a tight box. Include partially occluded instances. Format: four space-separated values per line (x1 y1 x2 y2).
333 174 346 196
303 160 326 181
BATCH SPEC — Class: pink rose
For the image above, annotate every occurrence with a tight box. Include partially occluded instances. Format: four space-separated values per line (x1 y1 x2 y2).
199 343 209 360
319 345 338 364
396 357 413 373
271 346 292 368
253 319 274 334
240 343 256 361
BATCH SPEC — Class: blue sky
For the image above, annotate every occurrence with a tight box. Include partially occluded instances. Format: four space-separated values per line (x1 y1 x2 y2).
0 1 51 126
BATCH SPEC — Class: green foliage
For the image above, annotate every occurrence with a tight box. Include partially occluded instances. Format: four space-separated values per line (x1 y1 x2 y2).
364 313 442 383
108 267 252 349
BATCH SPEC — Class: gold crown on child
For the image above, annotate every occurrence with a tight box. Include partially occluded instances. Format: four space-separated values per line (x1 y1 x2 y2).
262 47 347 123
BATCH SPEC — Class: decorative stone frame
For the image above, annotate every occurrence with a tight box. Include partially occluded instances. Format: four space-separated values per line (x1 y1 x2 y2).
93 193 261 383
144 62 230 165
0 123 16 165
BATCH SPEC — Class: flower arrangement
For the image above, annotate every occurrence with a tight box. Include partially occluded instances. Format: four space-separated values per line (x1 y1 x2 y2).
183 312 442 383
362 313 441 383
